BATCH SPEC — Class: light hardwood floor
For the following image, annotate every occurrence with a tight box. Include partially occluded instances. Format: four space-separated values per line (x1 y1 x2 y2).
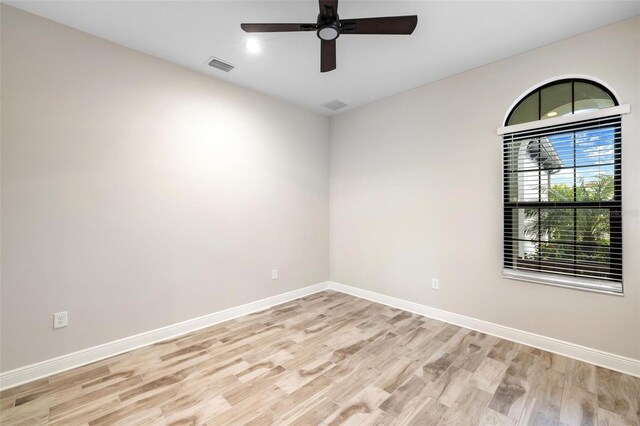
1 290 639 425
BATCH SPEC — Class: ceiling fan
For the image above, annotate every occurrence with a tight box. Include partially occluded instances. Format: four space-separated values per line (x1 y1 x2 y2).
241 0 417 73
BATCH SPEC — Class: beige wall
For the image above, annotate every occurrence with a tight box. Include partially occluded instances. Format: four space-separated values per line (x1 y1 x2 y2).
330 17 640 359
1 5 329 371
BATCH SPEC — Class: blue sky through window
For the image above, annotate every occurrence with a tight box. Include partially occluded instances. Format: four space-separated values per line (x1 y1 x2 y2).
547 127 615 186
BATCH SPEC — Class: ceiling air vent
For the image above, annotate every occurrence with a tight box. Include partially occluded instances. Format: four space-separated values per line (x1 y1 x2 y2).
323 100 348 111
207 56 234 72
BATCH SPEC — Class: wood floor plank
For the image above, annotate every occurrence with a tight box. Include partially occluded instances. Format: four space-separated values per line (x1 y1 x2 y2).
559 384 598 426
550 353 569 374
374 357 420 394
162 393 230 424
379 375 426 418
276 358 334 394
436 324 462 342
325 365 381 404
49 396 122 426
598 407 639 426
161 376 234 421
506 351 538 382
364 332 401 357
242 409 277 426
12 383 83 411
566 358 598 393
469 357 509 394
439 384 493 425
0 378 50 400
48 376 142 422
528 365 565 407
425 365 473 408
398 397 448 426
0 290 637 426
283 396 339 425
223 365 287 406
479 408 519 426
487 373 530 420
89 387 178 425
0 396 16 412
269 374 333 419
361 408 397 426
488 339 521 364
324 384 388 425
208 384 286 425
324 348 375 383
518 396 560 425
0 402 50 426
419 352 458 382
596 366 640 426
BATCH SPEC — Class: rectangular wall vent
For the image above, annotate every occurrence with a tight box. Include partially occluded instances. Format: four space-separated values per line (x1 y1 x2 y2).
323 100 348 111
207 56 234 72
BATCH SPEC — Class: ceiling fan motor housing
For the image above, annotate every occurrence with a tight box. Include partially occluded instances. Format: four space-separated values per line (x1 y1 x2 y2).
317 14 340 41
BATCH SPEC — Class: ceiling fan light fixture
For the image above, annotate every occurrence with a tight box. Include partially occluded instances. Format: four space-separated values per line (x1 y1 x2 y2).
318 24 339 41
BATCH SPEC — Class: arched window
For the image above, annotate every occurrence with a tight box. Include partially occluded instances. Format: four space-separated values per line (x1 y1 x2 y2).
506 79 618 126
500 78 627 294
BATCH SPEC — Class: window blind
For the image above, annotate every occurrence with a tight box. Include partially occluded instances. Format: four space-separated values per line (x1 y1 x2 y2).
503 115 622 293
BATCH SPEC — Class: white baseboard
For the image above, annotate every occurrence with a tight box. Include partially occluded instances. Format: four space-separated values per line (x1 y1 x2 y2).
0 282 330 391
327 281 640 378
3 279 638 391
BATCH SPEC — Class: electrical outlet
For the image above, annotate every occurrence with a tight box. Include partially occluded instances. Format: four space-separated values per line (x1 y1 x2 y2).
272 269 278 280
431 278 440 290
53 311 68 329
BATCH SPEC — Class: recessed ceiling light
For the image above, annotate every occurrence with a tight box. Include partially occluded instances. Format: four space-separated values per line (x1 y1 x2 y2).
246 38 260 53
547 111 558 117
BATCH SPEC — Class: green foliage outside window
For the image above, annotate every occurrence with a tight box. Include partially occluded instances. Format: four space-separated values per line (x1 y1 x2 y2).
524 175 613 263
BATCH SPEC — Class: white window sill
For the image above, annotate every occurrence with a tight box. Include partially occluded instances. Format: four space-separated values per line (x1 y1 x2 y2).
503 269 623 296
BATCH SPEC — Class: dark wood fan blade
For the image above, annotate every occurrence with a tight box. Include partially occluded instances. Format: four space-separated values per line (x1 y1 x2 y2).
319 0 339 20
340 16 417 35
241 23 316 32
320 39 336 73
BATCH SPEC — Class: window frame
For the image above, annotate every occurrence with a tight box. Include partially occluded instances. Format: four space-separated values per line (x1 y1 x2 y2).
500 78 628 295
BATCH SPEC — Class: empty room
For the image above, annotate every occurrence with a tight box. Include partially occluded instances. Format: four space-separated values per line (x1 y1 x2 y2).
1 1 639 425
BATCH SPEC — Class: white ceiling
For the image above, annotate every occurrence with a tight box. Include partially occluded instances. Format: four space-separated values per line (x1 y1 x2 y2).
7 1 640 115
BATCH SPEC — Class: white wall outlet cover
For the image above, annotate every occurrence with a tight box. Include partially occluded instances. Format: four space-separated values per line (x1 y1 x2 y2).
53 312 68 329
272 269 278 280
432 278 440 290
